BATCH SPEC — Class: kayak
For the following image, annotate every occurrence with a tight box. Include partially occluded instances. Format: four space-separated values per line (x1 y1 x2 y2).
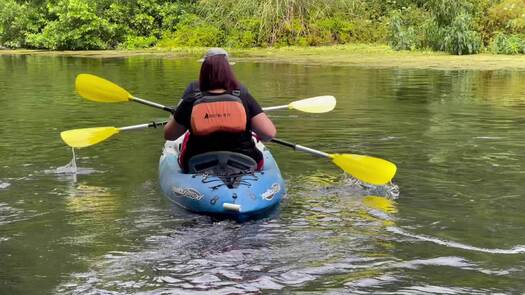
159 136 286 219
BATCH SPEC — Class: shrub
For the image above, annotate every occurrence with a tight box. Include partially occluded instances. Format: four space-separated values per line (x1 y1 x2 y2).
159 2 191 32
224 18 261 48
313 17 354 44
424 0 474 25
104 1 162 41
387 6 435 51
352 18 389 43
488 0 525 34
157 14 223 48
388 10 418 50
441 13 482 55
26 0 115 50
197 0 389 47
119 35 157 50
274 18 307 47
420 18 443 51
0 0 42 48
307 16 386 46
490 32 525 54
307 18 338 46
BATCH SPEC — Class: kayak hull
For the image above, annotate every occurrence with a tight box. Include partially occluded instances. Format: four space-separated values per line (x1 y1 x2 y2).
159 138 286 219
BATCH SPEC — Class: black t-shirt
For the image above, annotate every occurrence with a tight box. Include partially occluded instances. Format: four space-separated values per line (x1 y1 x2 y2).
174 81 264 167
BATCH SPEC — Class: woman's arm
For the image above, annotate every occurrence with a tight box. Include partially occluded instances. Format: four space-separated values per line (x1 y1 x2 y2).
164 115 187 140
251 112 277 141
164 82 196 140
240 85 276 141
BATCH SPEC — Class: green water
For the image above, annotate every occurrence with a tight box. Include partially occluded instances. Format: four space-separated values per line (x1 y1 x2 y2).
1 55 525 294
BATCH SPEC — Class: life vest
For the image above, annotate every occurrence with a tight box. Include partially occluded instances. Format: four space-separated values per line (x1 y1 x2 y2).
190 90 247 136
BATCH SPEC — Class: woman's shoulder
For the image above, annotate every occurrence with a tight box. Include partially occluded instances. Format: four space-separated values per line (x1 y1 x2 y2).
181 81 200 100
187 80 200 91
237 83 252 96
238 83 248 91
237 84 256 99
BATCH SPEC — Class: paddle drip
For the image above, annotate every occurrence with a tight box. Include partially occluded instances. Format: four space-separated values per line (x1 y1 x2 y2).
55 148 78 176
0 181 10 190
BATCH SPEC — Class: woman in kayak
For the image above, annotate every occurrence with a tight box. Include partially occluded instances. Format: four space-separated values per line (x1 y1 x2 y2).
164 48 277 172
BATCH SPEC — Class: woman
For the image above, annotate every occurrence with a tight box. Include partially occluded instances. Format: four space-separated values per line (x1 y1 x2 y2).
164 48 276 172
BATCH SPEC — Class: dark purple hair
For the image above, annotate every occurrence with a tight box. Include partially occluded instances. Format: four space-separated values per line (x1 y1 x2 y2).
199 55 240 91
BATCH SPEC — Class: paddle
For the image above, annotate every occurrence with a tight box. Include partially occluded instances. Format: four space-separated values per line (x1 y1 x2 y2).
262 95 335 113
62 125 397 185
271 138 396 185
75 74 175 112
60 92 336 149
69 74 397 184
60 91 337 148
60 122 167 149
75 74 336 114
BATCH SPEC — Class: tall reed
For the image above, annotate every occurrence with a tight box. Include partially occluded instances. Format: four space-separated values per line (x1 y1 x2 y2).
198 0 361 45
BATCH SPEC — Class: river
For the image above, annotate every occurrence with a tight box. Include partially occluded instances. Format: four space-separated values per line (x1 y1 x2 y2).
1 54 524 294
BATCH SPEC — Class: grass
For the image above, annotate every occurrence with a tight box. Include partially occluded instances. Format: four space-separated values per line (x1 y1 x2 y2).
3 44 525 70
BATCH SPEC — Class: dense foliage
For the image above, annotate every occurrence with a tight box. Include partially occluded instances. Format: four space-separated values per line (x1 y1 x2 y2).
1 0 525 55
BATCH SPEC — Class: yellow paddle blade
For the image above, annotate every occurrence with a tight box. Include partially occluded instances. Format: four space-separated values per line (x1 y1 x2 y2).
363 196 398 214
331 153 397 185
75 74 132 103
288 95 336 113
60 127 120 148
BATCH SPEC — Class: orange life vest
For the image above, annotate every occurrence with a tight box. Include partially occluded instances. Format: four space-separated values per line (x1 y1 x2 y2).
190 91 247 136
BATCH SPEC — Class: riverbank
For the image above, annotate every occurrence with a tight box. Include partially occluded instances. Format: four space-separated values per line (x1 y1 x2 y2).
3 44 525 70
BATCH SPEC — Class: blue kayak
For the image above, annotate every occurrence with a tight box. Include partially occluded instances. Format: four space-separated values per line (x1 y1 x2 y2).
159 136 286 219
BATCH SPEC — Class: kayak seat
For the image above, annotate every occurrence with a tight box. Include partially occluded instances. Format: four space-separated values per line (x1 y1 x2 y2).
188 151 257 175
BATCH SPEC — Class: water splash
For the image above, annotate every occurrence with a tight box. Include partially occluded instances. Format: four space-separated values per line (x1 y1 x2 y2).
43 148 103 182
291 173 400 201
0 181 10 190
329 176 400 200
388 226 525 254
350 178 400 200
55 148 78 175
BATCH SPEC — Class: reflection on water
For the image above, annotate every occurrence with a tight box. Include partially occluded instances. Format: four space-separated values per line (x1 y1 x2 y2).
1 55 525 294
363 196 398 214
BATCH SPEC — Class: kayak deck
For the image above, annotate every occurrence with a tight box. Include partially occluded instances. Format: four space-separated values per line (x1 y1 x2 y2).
159 138 286 219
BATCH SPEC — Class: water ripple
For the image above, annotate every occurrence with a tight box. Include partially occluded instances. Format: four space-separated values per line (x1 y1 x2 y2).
388 227 525 254
0 202 24 225
0 181 10 190
56 215 399 294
